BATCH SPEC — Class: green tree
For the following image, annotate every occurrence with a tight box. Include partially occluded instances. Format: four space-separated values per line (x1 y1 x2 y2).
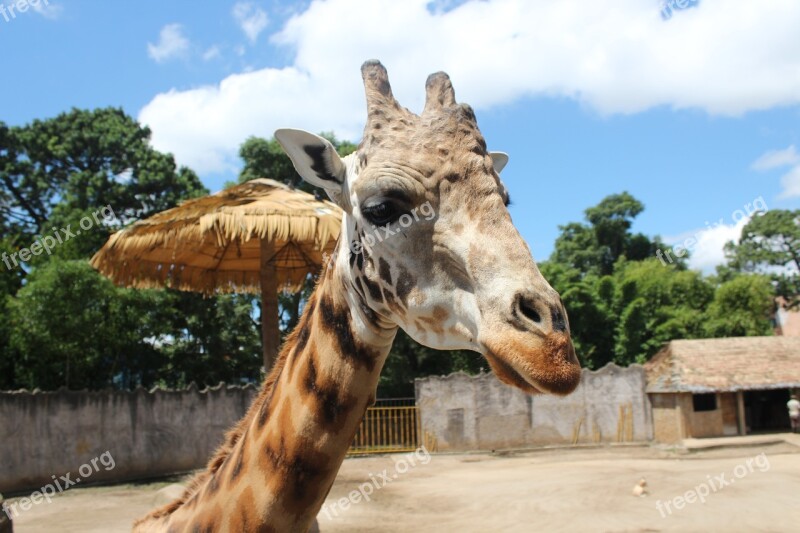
0 109 263 392
550 223 605 276
0 108 206 260
0 238 23 389
553 254 774 368
545 193 696 367
552 192 674 276
8 260 164 390
704 274 774 337
725 209 800 304
544 256 716 368
153 291 263 388
7 259 263 391
238 136 303 188
610 260 713 364
585 192 645 271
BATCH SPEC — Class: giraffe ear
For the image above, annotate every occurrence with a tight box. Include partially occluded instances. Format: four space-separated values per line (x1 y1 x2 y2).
275 128 348 207
490 152 509 174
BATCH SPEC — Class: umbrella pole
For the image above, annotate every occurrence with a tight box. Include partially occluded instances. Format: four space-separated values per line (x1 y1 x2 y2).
260 239 281 373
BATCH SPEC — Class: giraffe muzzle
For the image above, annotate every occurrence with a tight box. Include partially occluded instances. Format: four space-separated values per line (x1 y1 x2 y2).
480 293 581 396
481 330 581 396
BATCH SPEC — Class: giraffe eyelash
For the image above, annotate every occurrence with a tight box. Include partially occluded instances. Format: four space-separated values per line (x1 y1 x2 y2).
361 201 405 226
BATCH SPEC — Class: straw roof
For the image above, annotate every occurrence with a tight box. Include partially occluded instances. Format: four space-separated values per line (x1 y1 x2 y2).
91 179 342 294
644 336 800 393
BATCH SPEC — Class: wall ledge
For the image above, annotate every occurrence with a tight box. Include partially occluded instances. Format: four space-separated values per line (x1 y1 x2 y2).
0 381 260 397
414 362 644 385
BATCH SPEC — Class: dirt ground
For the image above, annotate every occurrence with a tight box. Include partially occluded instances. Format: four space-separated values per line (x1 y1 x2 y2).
7 441 800 532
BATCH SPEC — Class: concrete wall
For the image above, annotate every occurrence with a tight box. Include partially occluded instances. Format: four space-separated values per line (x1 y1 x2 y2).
415 363 652 452
0 384 257 494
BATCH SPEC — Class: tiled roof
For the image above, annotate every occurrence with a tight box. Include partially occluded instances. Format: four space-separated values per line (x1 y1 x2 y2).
644 336 800 393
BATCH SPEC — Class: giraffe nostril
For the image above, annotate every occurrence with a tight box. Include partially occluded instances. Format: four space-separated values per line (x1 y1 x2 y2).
551 305 567 333
518 296 542 324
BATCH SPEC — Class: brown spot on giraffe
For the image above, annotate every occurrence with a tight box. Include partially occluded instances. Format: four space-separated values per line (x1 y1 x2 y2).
382 288 404 316
378 257 392 284
395 267 415 306
318 295 378 372
360 274 384 304
227 486 259 531
229 444 245 485
262 435 332 515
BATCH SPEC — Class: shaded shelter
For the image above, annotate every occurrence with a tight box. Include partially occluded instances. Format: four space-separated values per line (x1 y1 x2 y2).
91 178 342 370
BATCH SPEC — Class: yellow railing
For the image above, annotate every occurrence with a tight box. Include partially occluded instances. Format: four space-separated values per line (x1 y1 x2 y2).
348 406 420 455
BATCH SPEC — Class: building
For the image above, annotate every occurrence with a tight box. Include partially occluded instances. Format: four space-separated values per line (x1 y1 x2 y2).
645 337 800 442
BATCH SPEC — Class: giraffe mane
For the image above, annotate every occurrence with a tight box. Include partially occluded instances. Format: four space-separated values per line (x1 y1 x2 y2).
133 290 317 528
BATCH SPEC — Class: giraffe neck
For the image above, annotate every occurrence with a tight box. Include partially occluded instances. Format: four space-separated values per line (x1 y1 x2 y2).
135 258 397 532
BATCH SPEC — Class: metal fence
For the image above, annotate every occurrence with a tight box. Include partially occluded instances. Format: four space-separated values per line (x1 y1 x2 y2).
372 397 416 407
348 404 420 455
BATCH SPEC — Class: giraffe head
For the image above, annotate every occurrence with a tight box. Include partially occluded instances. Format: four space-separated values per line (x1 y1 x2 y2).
276 60 580 395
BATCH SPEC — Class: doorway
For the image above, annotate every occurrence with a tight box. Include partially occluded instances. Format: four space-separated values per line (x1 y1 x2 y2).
744 389 791 433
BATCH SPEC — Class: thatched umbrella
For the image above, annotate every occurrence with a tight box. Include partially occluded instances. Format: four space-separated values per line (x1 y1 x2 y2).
91 178 341 371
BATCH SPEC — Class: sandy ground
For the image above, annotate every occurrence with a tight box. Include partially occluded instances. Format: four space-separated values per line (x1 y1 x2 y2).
7 441 800 533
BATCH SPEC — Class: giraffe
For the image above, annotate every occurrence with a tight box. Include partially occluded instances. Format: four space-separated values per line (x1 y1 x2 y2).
133 60 581 533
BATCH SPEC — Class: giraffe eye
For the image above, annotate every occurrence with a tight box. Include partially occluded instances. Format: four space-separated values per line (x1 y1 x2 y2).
362 201 403 226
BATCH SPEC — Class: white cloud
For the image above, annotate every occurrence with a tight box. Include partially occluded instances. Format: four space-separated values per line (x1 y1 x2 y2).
31 0 63 19
140 67 344 174
202 45 222 61
778 166 800 199
665 193 770 272
139 0 800 174
687 218 748 273
666 217 749 273
147 24 190 63
233 2 269 44
752 145 799 171
752 145 800 198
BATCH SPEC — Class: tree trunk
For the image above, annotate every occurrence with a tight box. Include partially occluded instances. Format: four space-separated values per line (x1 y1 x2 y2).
260 239 280 373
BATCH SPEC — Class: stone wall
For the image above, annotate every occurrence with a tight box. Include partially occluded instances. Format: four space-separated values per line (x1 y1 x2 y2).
415 364 652 451
0 384 257 494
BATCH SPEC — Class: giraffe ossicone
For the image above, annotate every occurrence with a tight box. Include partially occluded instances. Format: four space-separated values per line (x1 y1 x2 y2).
133 60 580 533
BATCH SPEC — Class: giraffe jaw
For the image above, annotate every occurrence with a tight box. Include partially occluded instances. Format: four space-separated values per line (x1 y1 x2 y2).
482 350 545 395
481 332 582 396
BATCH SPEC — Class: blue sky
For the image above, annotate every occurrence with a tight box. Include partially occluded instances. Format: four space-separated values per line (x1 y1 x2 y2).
2 0 800 270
